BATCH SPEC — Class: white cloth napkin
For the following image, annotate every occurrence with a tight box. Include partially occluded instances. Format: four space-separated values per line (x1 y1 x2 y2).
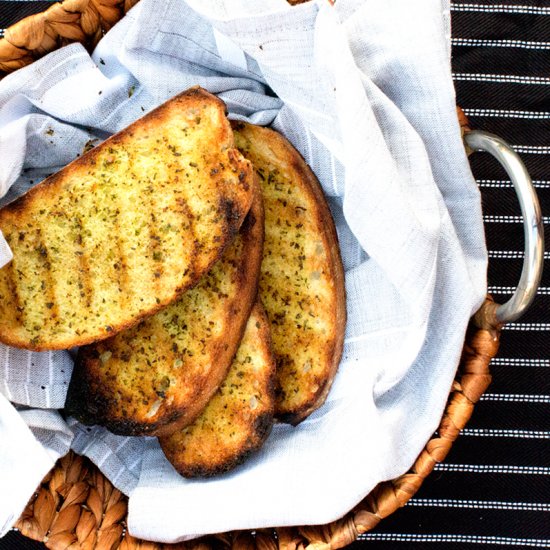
0 0 487 542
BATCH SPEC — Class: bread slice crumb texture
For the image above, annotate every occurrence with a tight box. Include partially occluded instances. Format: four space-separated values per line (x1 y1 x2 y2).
232 121 346 425
66 192 264 437
0 87 254 350
159 301 276 477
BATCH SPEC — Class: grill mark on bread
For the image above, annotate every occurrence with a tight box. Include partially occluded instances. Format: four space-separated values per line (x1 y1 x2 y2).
147 166 195 299
85 178 122 329
63 188 94 312
38 195 89 337
113 211 129 312
147 212 163 299
174 197 196 284
36 238 59 331
106 180 129 313
0 244 22 326
117 165 156 315
76 219 93 310
144 160 167 296
11 227 52 344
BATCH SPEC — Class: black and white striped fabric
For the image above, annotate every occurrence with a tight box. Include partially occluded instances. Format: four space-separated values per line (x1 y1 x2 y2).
0 0 549 548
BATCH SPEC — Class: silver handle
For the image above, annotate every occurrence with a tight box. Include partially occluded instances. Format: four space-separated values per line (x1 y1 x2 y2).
465 130 544 324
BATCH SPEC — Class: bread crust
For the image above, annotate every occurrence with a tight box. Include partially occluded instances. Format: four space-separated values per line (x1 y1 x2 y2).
66 189 264 437
232 121 346 425
159 301 276 477
0 87 254 350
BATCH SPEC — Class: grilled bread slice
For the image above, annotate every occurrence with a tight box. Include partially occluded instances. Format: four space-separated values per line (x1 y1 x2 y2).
159 301 275 477
66 192 264 437
0 87 254 350
232 121 346 425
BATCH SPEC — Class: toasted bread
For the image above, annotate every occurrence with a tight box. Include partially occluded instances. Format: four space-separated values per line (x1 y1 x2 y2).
65 192 264 437
159 301 275 477
232 122 346 425
0 87 254 350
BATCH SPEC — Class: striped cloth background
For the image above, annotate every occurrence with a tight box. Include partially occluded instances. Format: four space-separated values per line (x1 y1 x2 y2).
0 0 549 548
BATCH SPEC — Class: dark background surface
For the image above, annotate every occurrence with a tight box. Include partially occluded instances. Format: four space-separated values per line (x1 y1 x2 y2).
1 0 549 548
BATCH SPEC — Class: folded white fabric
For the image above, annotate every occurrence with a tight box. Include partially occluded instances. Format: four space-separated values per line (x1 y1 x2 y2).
0 0 487 542
0 395 73 536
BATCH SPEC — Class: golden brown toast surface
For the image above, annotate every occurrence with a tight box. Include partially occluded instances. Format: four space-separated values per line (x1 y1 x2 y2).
65 192 264 437
0 87 254 350
159 301 275 477
233 121 346 424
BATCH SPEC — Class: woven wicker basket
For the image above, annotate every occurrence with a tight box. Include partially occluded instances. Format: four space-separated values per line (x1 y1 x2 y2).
0 2 530 549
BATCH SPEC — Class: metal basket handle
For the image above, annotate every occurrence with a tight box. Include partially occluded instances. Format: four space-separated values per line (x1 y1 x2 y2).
465 130 544 324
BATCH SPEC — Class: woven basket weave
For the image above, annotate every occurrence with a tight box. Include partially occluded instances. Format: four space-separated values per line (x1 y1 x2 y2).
1 3 503 549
